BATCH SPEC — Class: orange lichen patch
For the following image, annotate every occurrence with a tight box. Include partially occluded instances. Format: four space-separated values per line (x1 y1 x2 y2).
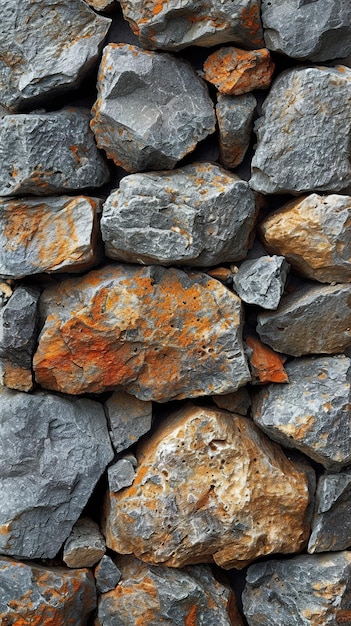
151 1 166 16
336 610 351 623
185 604 197 626
204 46 274 96
246 335 288 383
241 4 264 46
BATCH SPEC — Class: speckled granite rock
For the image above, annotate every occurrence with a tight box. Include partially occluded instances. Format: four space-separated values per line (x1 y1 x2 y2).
0 0 111 111
119 0 263 51
90 44 215 173
243 551 351 626
63 517 106 568
104 391 152 453
261 0 351 61
252 355 351 469
94 556 121 595
259 194 351 283
233 255 290 309
0 386 113 559
216 93 256 169
257 283 351 356
204 47 275 95
0 557 96 626
0 109 110 196
308 470 351 553
250 66 351 194
103 406 310 570
34 264 250 400
0 196 102 278
101 163 257 266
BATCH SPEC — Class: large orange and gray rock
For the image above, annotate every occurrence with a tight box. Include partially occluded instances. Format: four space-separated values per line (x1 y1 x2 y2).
0 0 111 111
101 163 257 266
0 109 110 196
250 66 351 194
104 391 152 453
119 0 263 51
257 283 351 356
33 264 250 400
259 194 351 283
0 557 96 626
216 93 257 169
252 355 351 469
0 196 102 279
90 44 215 173
103 406 310 570
204 47 275 96
0 386 113 559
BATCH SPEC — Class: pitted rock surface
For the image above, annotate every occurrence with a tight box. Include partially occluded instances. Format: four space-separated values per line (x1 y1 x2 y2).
103 406 310 570
119 0 263 51
259 193 351 283
63 517 106 568
203 47 275 96
0 0 111 111
252 355 351 470
33 264 250 400
250 66 351 194
101 163 257 266
0 386 113 559
105 391 152 453
0 109 110 196
256 283 351 356
216 93 256 169
90 44 215 173
0 196 102 279
233 255 290 310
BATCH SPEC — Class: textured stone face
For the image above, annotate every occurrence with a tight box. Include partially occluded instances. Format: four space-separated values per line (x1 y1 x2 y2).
203 47 275 95
0 196 102 279
0 557 96 626
34 264 250 400
308 471 351 554
94 556 121 595
105 391 152 453
233 255 290 309
243 552 351 626
119 0 263 51
250 66 351 194
0 286 39 368
257 283 351 356
245 335 289 384
103 406 310 570
90 44 215 173
259 194 351 283
85 0 117 9
63 517 106 568
0 109 110 196
108 459 136 492
101 163 257 266
212 387 251 415
252 356 351 470
216 93 257 169
0 386 113 559
261 0 351 61
0 0 111 111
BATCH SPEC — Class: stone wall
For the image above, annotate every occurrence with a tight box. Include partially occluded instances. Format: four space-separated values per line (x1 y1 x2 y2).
1 1 351 624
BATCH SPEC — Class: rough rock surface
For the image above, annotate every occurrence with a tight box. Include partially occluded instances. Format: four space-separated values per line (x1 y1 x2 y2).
86 0 117 10
233 255 290 309
108 459 136 492
0 557 96 626
103 406 310 570
250 66 351 194
94 556 121 595
0 196 103 279
204 47 275 95
33 264 250 400
63 517 106 568
256 283 351 356
0 286 39 368
243 551 351 626
308 470 351 553
0 0 111 111
97 555 243 625
259 193 351 283
246 335 288 384
0 109 110 196
119 0 263 51
216 93 256 169
0 386 113 558
105 391 152 453
101 163 257 266
252 355 351 470
261 0 351 61
90 44 215 173
212 387 251 415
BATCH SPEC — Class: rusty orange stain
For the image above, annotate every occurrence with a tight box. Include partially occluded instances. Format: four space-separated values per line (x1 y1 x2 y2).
185 604 198 626
246 335 288 383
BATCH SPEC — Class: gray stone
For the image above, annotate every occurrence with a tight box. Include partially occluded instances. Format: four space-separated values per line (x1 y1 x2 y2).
101 163 257 266
90 44 215 173
216 93 257 169
63 517 106 568
119 0 263 51
212 386 251 415
0 0 111 111
94 556 121 595
308 470 351 553
0 108 110 196
250 66 351 195
262 0 351 61
243 551 351 626
256 283 351 356
0 386 113 559
233 255 290 310
0 196 103 279
108 459 136 492
0 286 40 368
252 355 351 470
104 391 152 453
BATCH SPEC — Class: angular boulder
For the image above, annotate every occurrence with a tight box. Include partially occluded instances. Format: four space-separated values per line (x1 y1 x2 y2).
105 391 152 453
63 517 106 568
0 285 39 368
233 255 290 309
203 47 275 95
308 470 351 553
216 93 257 169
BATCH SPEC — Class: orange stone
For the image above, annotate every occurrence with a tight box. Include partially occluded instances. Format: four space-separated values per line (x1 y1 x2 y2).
246 335 289 384
204 47 275 95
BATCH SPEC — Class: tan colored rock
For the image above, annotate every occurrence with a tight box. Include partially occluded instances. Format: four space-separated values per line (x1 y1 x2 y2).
103 406 311 570
204 47 275 96
63 517 106 568
2 361 33 392
260 193 351 283
85 0 117 10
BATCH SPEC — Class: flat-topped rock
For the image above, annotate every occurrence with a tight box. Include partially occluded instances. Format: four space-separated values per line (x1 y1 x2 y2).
216 93 257 169
204 47 275 95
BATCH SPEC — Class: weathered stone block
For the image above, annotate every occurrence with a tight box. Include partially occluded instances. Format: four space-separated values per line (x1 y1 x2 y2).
94 556 121 595
0 286 39 368
105 391 152 453
108 459 136 492
216 93 256 169
63 517 106 568
233 255 290 309
308 470 351 553
204 47 274 95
